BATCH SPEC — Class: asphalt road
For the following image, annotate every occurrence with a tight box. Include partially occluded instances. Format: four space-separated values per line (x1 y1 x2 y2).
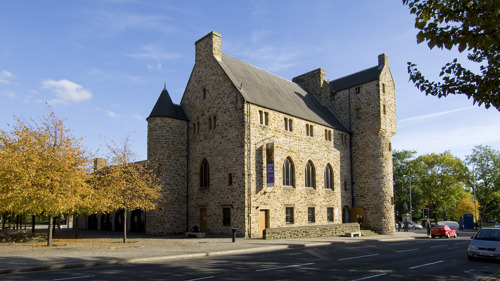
3 235 499 281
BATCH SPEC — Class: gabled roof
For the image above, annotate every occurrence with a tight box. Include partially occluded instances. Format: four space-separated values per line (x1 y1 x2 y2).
217 53 348 131
329 65 382 92
147 87 188 121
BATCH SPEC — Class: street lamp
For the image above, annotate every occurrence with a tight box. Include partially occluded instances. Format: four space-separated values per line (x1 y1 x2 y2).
403 174 413 220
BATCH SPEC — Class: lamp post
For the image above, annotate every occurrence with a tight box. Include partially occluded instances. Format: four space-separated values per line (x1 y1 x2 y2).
404 175 413 220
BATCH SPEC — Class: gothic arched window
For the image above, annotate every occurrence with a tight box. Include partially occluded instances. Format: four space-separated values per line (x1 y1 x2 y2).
305 160 315 188
282 157 295 187
200 158 210 188
325 164 333 190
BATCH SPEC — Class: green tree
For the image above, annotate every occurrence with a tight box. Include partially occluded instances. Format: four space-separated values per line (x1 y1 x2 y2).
415 151 468 221
93 137 162 243
403 0 500 110
393 150 424 220
466 145 500 222
0 112 92 246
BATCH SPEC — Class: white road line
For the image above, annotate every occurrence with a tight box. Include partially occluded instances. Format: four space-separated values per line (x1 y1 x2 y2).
256 262 314 272
351 273 388 281
347 246 377 249
289 253 303 255
430 245 446 248
395 248 419 253
408 260 443 269
338 254 379 261
53 276 95 281
186 276 215 281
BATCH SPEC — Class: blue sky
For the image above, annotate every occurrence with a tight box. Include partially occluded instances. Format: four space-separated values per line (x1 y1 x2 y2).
1 0 499 161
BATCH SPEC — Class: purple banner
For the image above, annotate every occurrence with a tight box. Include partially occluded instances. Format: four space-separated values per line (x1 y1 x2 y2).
266 142 274 187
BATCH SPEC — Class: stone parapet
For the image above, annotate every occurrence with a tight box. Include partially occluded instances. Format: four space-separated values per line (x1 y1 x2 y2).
264 223 360 239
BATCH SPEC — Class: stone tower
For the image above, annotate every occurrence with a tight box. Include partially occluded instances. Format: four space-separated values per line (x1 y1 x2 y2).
332 54 397 234
146 86 189 234
294 55 396 234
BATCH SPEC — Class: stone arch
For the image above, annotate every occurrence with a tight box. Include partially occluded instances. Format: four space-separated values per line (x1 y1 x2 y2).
342 205 350 223
282 156 295 187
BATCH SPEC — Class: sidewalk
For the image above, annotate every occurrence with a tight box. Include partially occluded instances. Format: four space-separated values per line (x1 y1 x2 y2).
0 229 428 275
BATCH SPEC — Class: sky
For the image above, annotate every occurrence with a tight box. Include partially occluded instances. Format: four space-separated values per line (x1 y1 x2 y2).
1 0 499 161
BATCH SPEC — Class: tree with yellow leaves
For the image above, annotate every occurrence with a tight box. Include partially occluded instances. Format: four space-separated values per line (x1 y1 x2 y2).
454 195 480 223
0 112 93 246
93 136 162 243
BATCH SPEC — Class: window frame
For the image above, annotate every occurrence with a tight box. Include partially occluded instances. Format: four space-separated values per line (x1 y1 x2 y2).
222 207 231 226
200 158 210 188
286 207 294 224
282 157 295 187
305 160 316 188
308 207 315 223
324 164 333 190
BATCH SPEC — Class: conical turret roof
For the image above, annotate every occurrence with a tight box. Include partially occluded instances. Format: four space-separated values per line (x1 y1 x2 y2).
147 86 188 121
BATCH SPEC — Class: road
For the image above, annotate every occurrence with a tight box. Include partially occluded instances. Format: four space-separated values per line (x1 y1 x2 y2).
3 235 499 280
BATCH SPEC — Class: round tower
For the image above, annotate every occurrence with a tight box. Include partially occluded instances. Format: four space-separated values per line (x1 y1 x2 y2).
146 85 189 235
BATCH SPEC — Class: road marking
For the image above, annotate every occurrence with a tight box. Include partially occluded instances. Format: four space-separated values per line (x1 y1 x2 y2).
351 273 388 281
53 276 95 281
408 260 443 269
186 277 215 281
338 254 379 261
207 261 229 264
289 253 303 255
430 245 446 248
347 245 377 249
395 248 419 253
256 262 314 272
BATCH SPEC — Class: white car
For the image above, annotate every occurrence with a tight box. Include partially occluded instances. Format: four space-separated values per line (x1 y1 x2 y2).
408 221 423 230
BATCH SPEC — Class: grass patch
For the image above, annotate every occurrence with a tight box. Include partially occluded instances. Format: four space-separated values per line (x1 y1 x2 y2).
0 232 47 243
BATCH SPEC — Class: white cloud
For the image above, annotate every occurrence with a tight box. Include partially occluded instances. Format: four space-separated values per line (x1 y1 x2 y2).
107 110 119 118
128 45 181 60
398 106 474 127
2 90 17 99
132 114 143 120
147 62 162 70
0 70 14 84
42 79 92 104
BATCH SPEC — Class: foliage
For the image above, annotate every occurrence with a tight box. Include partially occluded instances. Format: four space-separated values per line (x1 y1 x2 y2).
403 0 500 110
465 145 500 221
454 195 479 222
393 150 423 218
0 112 93 246
92 136 162 243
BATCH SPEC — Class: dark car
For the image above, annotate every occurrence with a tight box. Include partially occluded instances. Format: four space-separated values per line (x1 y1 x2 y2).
431 225 457 238
467 228 500 260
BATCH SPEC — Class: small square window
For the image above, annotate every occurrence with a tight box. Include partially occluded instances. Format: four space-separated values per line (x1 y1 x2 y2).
264 112 269 125
222 207 231 226
203 88 207 99
382 83 386 93
228 173 233 186
308 207 315 223
327 207 334 222
286 207 294 224
157 164 163 174
355 87 360 94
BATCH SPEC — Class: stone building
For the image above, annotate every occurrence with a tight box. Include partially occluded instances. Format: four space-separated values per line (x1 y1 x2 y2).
145 31 397 238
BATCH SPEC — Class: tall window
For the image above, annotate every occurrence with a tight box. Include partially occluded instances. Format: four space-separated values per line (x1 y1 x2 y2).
284 117 293 131
306 124 314 137
308 207 315 223
222 208 231 226
325 164 333 190
305 160 315 188
286 207 294 224
282 157 295 187
200 158 210 188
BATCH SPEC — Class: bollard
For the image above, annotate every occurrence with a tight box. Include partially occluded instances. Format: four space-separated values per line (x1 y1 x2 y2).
231 228 237 242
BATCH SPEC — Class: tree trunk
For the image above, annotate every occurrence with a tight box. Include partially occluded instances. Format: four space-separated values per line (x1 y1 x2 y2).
123 209 127 243
32 215 36 233
47 216 53 246
74 214 79 239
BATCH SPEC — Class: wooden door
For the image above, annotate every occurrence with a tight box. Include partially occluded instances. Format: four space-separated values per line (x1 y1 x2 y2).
259 210 268 238
200 208 207 232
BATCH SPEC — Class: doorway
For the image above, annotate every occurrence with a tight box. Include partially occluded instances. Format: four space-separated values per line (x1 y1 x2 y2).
259 210 269 238
200 208 207 232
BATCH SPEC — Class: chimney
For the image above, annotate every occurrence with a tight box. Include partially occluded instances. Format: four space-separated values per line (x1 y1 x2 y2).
195 31 222 63
94 158 107 172
292 68 328 100
378 53 388 69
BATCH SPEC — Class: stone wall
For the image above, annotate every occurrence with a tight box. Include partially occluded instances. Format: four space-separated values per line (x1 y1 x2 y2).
264 223 360 239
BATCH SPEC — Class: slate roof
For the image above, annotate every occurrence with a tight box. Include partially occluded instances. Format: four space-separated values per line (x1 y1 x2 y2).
218 53 348 131
147 87 188 121
329 65 382 92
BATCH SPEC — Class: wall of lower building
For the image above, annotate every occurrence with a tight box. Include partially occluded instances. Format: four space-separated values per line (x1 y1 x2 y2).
248 103 352 238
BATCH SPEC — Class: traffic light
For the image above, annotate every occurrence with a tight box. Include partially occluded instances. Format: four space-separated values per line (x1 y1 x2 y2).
423 208 429 218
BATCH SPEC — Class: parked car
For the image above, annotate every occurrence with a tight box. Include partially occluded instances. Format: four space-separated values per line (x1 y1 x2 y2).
431 225 457 238
409 221 423 230
467 228 500 260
